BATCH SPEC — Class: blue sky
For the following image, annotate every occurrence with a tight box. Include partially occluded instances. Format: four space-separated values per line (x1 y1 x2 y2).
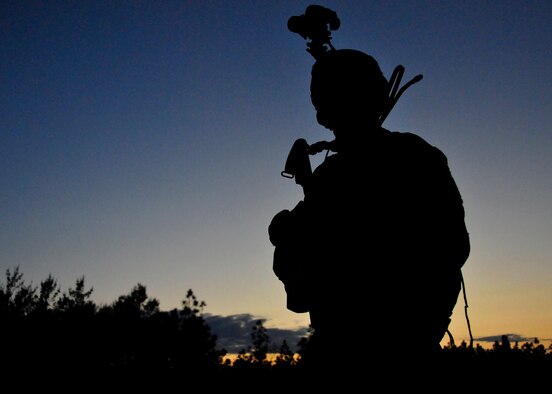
1 1 551 350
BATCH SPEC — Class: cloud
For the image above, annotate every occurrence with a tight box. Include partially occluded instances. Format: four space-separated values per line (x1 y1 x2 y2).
204 313 309 353
474 333 542 343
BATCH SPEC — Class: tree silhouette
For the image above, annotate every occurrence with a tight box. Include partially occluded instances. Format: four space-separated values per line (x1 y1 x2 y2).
168 288 226 371
273 340 296 368
0 265 36 317
251 319 270 363
56 275 95 316
1 266 550 385
33 274 60 317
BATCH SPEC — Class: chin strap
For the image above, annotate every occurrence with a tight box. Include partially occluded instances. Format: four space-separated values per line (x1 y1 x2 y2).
307 140 335 154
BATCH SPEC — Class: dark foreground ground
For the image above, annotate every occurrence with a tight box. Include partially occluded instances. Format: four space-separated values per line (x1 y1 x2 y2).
11 355 549 392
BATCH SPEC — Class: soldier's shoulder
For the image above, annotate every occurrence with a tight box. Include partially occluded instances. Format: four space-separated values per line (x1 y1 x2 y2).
388 130 447 162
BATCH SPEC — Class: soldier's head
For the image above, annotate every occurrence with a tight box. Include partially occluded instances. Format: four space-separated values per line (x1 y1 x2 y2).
310 49 388 136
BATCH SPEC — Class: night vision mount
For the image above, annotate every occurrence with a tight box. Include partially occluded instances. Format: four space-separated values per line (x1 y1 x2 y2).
287 4 340 60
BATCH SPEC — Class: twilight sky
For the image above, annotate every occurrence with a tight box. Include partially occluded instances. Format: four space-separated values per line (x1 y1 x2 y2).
1 0 551 350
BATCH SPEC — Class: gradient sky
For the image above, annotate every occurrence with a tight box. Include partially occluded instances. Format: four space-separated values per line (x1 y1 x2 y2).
1 0 551 350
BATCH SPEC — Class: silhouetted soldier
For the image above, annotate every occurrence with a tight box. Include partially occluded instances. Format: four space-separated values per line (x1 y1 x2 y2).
269 5 470 373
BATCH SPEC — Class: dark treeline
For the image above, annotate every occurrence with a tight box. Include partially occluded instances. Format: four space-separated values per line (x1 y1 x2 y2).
1 267 551 385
